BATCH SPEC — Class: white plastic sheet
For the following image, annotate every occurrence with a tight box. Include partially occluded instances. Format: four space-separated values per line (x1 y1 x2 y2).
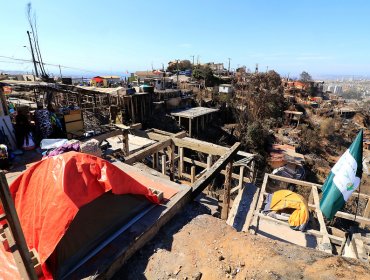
40 138 68 150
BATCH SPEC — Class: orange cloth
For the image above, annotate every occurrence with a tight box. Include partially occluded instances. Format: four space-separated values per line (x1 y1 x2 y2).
0 152 160 279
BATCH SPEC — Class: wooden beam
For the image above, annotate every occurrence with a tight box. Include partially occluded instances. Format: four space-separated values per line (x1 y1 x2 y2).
183 157 207 168
256 213 343 245
152 129 175 136
249 173 269 234
173 137 226 156
268 174 369 199
124 139 171 165
221 162 233 220
308 204 370 225
191 142 240 198
268 173 322 188
173 131 187 138
146 132 248 158
312 185 333 254
360 199 370 227
237 150 255 158
242 186 261 232
87 129 123 145
336 211 370 225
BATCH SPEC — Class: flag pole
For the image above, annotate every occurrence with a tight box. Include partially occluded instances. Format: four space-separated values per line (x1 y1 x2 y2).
354 129 364 222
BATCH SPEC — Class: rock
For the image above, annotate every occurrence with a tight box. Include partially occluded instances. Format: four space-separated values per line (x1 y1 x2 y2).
218 255 225 261
192 272 202 280
225 265 232 274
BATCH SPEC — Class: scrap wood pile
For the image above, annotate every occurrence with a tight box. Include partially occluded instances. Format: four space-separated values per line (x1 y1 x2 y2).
83 110 110 131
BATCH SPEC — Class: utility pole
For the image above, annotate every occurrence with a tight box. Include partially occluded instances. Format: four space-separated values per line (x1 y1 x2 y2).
228 58 231 75
59 64 63 79
266 66 269 73
27 31 39 77
255 63 259 73
176 59 179 89
197 55 200 65
190 55 195 67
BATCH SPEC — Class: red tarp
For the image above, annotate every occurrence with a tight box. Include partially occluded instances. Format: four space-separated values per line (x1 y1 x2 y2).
92 77 104 83
0 152 160 279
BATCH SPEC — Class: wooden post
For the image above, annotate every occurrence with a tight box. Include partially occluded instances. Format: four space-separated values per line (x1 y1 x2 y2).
161 154 166 175
153 152 159 170
207 155 212 170
178 147 184 178
221 161 233 220
122 129 129 156
196 117 199 135
140 98 144 123
360 199 370 228
189 118 192 137
169 144 175 181
312 185 333 254
130 97 135 123
238 166 245 189
206 155 212 193
191 165 196 184
249 173 269 234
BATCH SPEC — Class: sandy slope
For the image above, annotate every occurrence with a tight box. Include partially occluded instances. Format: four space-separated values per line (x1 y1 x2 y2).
114 202 370 280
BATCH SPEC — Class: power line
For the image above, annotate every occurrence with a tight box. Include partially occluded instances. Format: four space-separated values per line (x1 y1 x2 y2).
0 60 26 65
0 55 96 74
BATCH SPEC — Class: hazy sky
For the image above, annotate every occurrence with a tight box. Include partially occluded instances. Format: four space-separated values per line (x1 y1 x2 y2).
1 0 370 77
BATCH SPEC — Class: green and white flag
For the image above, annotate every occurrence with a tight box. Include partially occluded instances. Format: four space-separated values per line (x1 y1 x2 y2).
320 129 363 220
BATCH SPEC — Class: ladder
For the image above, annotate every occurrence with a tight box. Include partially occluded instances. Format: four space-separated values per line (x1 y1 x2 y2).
0 171 40 280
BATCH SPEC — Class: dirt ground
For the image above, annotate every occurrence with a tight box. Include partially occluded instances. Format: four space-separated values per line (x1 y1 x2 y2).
113 202 370 280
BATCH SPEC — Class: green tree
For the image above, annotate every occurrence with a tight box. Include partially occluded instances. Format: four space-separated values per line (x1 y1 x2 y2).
167 60 192 72
235 70 285 121
299 71 312 83
192 65 217 86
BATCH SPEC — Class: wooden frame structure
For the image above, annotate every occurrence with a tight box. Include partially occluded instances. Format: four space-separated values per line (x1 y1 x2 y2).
247 173 370 259
170 107 219 137
124 128 256 220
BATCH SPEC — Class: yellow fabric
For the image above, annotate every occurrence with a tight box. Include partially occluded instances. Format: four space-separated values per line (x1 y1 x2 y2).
270 190 309 227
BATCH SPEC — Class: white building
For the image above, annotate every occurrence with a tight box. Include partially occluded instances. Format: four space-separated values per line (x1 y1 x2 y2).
102 75 121 85
334 85 343 94
219 84 233 94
